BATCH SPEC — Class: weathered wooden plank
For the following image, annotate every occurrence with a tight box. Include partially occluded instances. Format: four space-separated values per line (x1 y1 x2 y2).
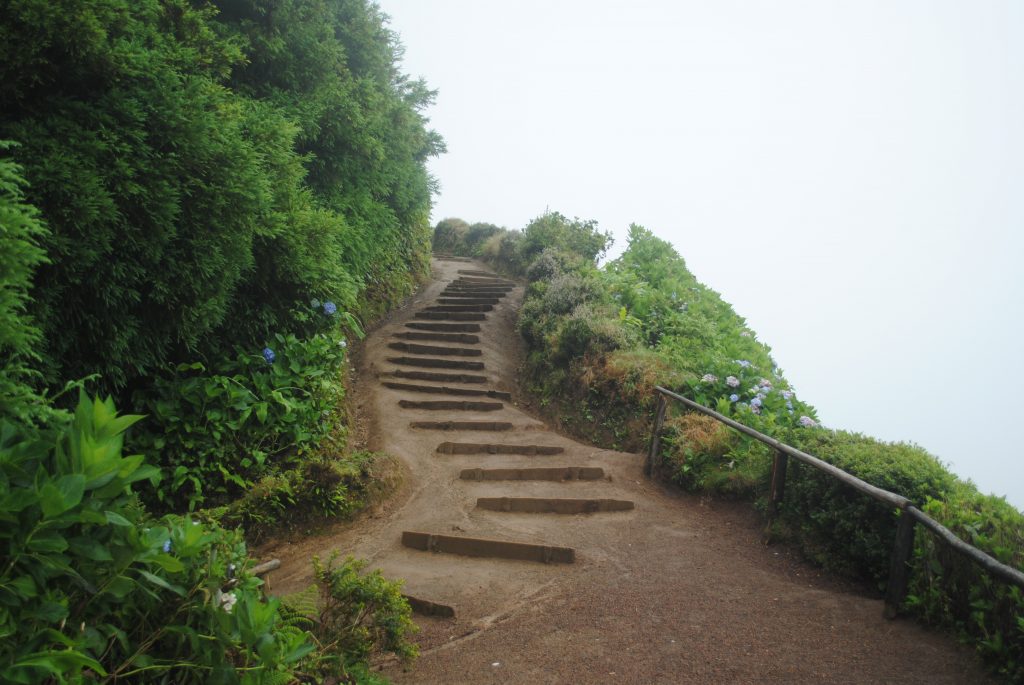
399 400 503 411
387 342 483 357
387 356 484 370
401 531 575 564
476 497 635 514
432 444 561 454
459 466 604 481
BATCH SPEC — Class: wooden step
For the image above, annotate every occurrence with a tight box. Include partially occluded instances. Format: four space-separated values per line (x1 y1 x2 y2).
414 312 487 321
402 531 574 564
399 400 503 411
437 298 499 306
382 382 511 401
438 290 505 296
434 255 473 262
387 356 485 370
411 421 513 431
454 277 516 286
406 322 482 332
460 467 605 481
388 370 488 384
392 332 480 344
445 285 514 292
436 442 563 455
458 269 501 277
387 342 482 357
423 304 493 312
476 497 635 514
403 594 455 618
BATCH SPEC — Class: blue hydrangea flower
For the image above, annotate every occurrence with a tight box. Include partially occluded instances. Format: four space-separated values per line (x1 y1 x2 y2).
729 394 739 402
751 404 762 415
786 400 794 410
262 347 275 364
750 397 763 408
701 374 718 383
162 540 172 553
726 376 740 388
799 416 818 428
781 390 794 400
323 301 337 315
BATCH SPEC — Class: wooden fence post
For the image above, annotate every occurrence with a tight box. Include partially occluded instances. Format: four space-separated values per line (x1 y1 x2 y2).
884 508 916 619
646 393 668 479
768 449 789 517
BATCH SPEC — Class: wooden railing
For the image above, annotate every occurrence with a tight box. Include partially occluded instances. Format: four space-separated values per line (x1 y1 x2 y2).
647 386 1024 617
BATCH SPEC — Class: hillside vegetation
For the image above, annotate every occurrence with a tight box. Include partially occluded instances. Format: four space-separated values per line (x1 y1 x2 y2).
436 214 1024 681
0 1 437 681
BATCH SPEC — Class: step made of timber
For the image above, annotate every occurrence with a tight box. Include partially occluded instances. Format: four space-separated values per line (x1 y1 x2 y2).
445 285 514 292
454 278 516 286
438 290 505 296
392 332 480 344
434 255 473 262
414 312 487 321
476 497 635 514
402 531 574 564
387 342 482 356
411 421 514 431
437 298 500 306
387 357 485 370
423 304 493 312
459 466 605 481
388 370 488 384
406 322 482 332
457 269 501 277
403 594 455 618
436 442 564 455
382 382 511 400
399 400 503 411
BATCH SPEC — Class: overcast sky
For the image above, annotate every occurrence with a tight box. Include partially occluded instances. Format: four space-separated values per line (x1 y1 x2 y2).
378 0 1024 509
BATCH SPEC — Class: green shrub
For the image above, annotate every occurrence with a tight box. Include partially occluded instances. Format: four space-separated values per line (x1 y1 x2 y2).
132 328 352 512
0 391 312 683
775 429 956 584
910 485 1024 680
309 553 418 676
1 0 439 396
0 145 52 426
432 218 469 253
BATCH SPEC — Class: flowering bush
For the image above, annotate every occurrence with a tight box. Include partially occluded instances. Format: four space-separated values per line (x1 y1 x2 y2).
133 330 350 511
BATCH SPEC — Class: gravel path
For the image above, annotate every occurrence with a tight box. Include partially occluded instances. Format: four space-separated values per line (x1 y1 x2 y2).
259 257 991 684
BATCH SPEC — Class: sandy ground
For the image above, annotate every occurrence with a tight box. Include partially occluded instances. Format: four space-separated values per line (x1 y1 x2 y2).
257 257 992 684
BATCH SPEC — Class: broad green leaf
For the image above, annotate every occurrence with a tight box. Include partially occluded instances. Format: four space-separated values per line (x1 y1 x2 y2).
39 474 85 518
137 569 184 596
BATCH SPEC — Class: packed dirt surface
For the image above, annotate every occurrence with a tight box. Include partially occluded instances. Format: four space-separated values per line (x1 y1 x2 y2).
259 257 991 684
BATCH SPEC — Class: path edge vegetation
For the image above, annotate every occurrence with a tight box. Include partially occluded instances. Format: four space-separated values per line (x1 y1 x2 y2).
1 1 432 682
434 214 1024 681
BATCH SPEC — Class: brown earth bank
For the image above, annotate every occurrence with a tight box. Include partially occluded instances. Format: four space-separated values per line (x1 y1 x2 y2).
257 257 992 684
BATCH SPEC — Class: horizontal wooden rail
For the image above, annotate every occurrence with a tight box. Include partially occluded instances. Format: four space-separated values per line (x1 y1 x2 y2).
653 386 910 509
649 385 1024 616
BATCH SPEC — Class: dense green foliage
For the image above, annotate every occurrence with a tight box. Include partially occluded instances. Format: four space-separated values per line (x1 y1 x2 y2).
440 213 1024 680
0 148 52 427
1 0 440 393
0 392 416 682
0 1 438 680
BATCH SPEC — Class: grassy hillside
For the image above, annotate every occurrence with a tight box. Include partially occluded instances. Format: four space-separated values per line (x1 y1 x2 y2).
437 213 1024 681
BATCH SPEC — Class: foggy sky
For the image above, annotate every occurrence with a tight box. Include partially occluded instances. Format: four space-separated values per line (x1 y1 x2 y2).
379 0 1024 509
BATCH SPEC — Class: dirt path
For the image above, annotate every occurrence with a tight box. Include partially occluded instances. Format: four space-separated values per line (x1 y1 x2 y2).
259 257 991 684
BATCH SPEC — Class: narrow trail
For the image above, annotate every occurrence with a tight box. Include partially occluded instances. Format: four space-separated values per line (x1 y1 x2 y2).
260 257 990 684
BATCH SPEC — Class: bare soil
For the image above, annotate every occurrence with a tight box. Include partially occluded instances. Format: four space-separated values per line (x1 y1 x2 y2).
257 258 992 684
